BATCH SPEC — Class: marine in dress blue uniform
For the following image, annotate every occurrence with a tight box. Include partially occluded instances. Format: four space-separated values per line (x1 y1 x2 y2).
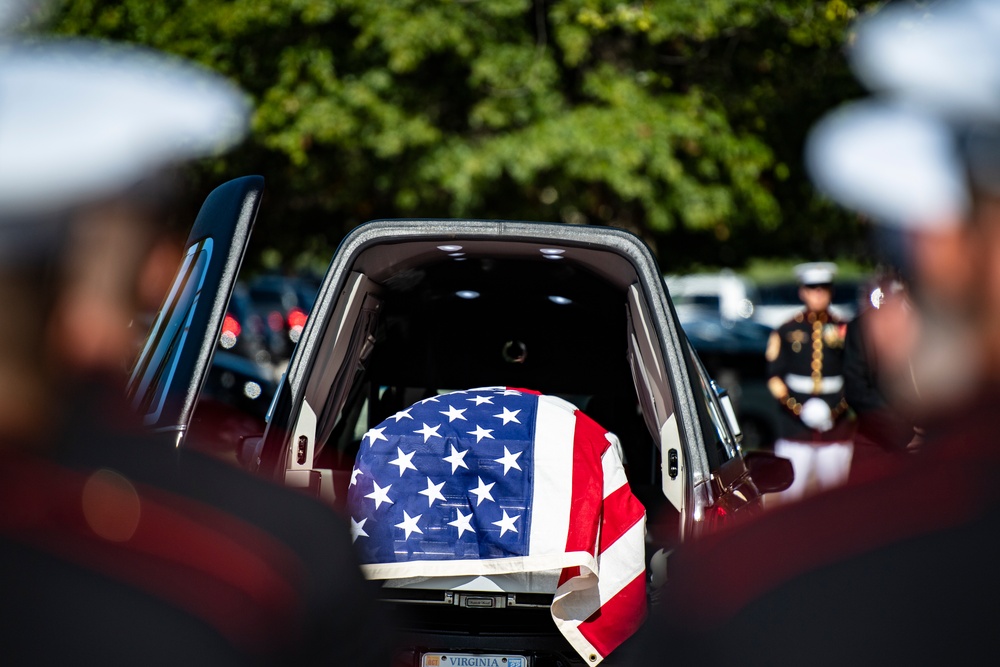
765 262 854 505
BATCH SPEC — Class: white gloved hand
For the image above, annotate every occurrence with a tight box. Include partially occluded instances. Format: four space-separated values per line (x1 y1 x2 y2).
799 397 833 432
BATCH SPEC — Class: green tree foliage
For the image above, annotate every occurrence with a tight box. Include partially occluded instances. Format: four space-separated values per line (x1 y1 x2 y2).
49 0 880 270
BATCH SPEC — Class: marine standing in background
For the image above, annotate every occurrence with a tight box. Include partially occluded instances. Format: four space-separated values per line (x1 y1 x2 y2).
765 262 854 505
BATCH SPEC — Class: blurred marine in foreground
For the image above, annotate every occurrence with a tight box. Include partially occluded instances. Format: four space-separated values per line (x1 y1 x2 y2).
0 15 385 667
627 0 1000 664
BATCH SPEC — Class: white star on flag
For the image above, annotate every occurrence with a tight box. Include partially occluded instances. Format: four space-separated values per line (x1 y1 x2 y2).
443 445 470 473
418 477 447 507
391 408 413 422
467 395 494 406
448 509 475 537
395 511 423 540
365 480 393 509
493 407 521 425
364 426 388 446
494 447 523 475
468 425 494 443
469 476 495 506
389 447 418 476
492 509 520 537
350 517 368 543
414 423 442 443
350 467 363 486
440 405 468 422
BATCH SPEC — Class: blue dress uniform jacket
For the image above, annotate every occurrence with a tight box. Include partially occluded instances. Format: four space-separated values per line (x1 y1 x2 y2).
765 309 853 443
0 377 392 666
623 391 1000 666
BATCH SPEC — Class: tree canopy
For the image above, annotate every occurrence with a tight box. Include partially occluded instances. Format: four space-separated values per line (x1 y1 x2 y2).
49 0 882 272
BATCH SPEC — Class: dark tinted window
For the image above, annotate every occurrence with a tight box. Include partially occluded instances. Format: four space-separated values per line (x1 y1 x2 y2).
126 239 213 423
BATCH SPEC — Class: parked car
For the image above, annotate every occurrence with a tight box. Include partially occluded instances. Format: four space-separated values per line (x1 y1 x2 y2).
127 176 792 666
186 349 279 464
243 273 311 362
665 270 760 322
219 281 272 364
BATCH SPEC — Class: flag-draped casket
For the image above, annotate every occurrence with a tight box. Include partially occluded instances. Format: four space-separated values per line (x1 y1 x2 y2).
345 387 647 663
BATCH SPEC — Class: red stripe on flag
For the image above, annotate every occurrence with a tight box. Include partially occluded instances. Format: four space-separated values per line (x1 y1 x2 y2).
578 572 648 658
599 484 646 554
564 411 609 556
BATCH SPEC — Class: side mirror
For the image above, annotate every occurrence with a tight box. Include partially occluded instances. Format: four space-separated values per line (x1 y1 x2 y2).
744 450 794 494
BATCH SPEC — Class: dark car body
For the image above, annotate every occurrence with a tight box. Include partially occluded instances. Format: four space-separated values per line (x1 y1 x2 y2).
187 349 279 464
244 273 313 363
678 310 781 450
130 177 791 666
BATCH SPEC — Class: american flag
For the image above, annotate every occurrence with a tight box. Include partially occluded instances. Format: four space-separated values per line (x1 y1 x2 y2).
345 387 647 663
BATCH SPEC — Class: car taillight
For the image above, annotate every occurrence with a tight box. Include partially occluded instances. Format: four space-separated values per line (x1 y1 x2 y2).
222 313 241 337
220 313 241 349
287 307 308 330
709 504 731 530
287 307 308 343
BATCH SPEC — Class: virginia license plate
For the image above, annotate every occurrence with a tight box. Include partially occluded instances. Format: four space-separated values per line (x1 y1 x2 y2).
421 653 529 667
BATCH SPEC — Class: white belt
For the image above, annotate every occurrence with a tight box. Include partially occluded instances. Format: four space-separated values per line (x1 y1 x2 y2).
784 373 843 394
